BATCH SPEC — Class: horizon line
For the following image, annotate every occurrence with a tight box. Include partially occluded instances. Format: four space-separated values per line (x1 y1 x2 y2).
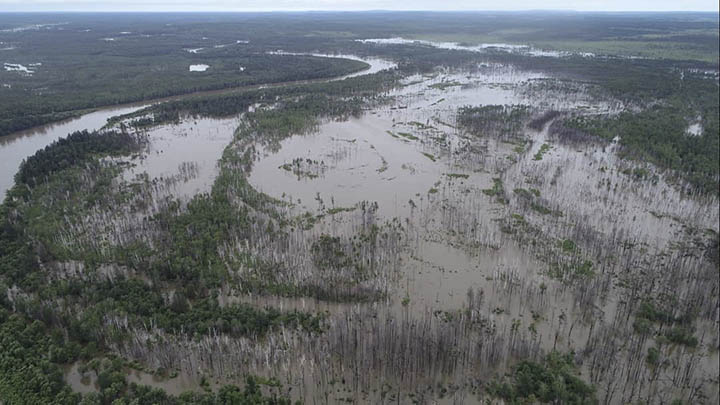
2 9 719 13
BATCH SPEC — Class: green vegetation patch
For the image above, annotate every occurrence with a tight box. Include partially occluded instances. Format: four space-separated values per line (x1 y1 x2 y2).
482 178 504 197
397 132 420 141
563 87 719 194
488 351 596 404
533 143 551 161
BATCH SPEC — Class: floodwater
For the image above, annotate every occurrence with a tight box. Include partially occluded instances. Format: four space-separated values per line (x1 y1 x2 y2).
357 37 594 58
0 104 148 197
122 116 241 201
3 62 38 75
65 361 200 397
246 65 597 315
0 53 394 199
189 64 209 72
2 44 711 403
241 62 718 403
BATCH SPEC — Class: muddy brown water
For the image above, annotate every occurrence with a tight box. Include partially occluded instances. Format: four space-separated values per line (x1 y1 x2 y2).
6 53 714 403
0 54 396 199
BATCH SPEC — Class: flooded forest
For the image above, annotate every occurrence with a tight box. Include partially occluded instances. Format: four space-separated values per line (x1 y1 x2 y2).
0 11 718 405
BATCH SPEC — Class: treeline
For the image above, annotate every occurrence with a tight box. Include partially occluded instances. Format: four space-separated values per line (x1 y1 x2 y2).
15 130 144 187
111 68 398 129
488 351 596 404
63 279 324 344
0 110 85 139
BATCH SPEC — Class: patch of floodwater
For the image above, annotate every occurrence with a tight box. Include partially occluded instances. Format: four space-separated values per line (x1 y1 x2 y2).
687 122 703 136
358 37 520 50
3 62 39 76
247 71 558 316
65 361 199 396
211 40 249 49
184 47 204 53
64 363 97 394
249 65 601 219
0 104 147 198
503 124 719 253
0 22 66 33
0 52 393 200
102 37 116 41
189 64 209 72
250 114 442 219
246 62 630 322
123 116 240 201
358 37 593 58
395 72 535 114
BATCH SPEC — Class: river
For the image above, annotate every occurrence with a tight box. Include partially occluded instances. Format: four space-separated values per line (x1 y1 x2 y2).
0 53 396 198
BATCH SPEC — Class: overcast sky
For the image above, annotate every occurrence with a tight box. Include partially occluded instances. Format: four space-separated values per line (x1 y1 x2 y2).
1 0 718 12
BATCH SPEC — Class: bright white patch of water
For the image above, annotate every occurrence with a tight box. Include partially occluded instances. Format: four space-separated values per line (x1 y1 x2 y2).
0 23 66 33
189 64 209 72
358 37 594 58
687 122 703 136
184 48 204 53
3 63 37 76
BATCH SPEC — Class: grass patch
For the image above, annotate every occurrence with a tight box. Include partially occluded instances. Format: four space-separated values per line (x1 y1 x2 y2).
326 206 356 215
533 143 551 161
397 132 420 141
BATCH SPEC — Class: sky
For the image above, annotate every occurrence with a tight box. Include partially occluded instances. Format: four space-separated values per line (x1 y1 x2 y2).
0 0 718 12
